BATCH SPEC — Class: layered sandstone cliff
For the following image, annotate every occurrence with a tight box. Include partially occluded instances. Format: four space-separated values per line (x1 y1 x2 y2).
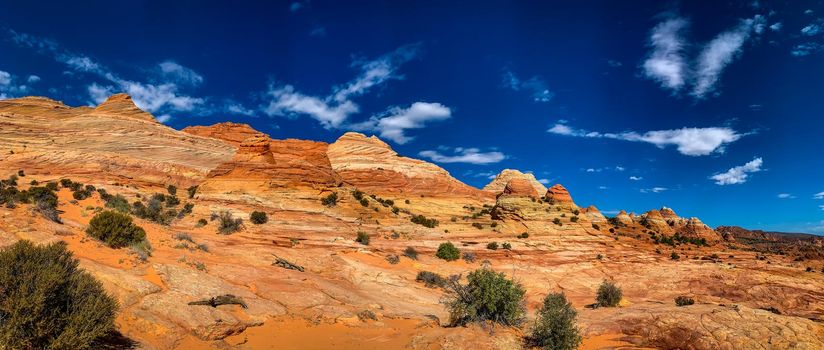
483 169 547 194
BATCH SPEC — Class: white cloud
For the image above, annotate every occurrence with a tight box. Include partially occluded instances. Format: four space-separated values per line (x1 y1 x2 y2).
641 15 766 98
710 157 763 185
0 71 10 86
538 178 550 184
629 176 643 181
598 186 609 190
548 123 744 156
791 42 823 57
801 24 821 36
813 192 824 200
502 69 554 102
641 187 668 193
158 61 203 86
642 17 689 90
9 31 205 115
820 205 824 211
0 70 32 97
263 44 421 129
769 22 782 31
418 147 506 164
777 193 795 199
26 75 40 83
692 16 765 98
290 1 305 12
156 114 172 123
227 103 255 116
353 102 451 144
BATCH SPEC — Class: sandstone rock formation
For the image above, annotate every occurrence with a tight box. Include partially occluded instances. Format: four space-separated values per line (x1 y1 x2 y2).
182 122 268 147
582 205 607 224
544 184 576 207
614 210 634 226
327 132 488 199
497 178 540 199
483 169 547 194
90 93 158 123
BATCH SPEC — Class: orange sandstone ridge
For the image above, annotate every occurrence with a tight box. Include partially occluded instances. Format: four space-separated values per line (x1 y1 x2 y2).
2 93 821 350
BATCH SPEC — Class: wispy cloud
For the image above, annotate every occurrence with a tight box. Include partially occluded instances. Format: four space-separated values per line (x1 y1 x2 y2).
640 187 668 193
791 42 823 57
418 147 506 164
777 193 795 199
8 30 205 117
801 24 821 36
629 176 643 181
351 102 451 144
641 14 766 98
502 68 554 102
813 191 824 200
584 166 625 173
710 157 763 185
538 178 550 184
548 122 744 156
0 70 33 98
263 43 421 129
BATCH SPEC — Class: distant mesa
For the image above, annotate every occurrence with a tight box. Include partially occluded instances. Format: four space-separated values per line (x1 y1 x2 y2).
484 169 547 194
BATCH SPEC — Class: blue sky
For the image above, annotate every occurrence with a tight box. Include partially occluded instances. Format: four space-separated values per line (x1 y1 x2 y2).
1 1 823 233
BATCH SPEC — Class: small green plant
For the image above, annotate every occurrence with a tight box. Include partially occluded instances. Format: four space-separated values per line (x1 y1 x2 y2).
403 246 418 260
187 185 198 199
671 252 680 260
472 222 484 229
0 240 118 349
502 242 512 250
321 192 338 207
436 242 461 261
591 223 600 230
570 216 579 223
356 231 370 245
196 218 208 227
411 214 438 228
517 232 529 239
487 242 499 250
217 211 243 234
250 211 268 224
359 198 369 207
443 268 526 326
86 210 147 248
553 218 562 226
675 295 695 307
595 280 622 307
528 292 582 350
462 252 476 263
416 271 447 288
167 184 177 196
385 254 400 264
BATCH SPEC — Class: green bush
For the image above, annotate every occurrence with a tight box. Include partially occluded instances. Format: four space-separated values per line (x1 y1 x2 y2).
671 252 680 260
487 242 499 250
0 240 118 349
502 242 512 250
436 242 460 261
403 246 418 260
217 211 243 234
411 214 438 228
86 210 147 249
517 232 529 239
443 268 526 326
359 198 369 207
250 211 268 224
675 295 695 307
321 192 338 207
104 194 131 213
416 271 447 288
196 218 208 227
187 185 198 199
591 223 600 230
356 231 370 245
462 252 476 263
528 292 582 350
553 218 562 226
167 184 177 196
28 186 61 223
595 280 622 307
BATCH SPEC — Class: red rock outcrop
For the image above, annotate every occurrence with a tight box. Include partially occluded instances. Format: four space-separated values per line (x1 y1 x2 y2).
675 217 721 243
91 93 158 123
182 122 267 147
327 132 488 199
582 205 607 224
497 178 540 199
614 210 634 226
545 184 576 207
483 169 547 194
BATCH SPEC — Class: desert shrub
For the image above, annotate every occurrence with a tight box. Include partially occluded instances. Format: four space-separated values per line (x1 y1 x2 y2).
28 186 61 223
129 240 153 262
502 242 512 250
45 181 59 191
675 296 695 307
591 223 600 230
359 198 369 207
487 242 499 250
553 218 562 226
670 252 680 260
352 189 364 201
570 216 579 222
165 195 180 207
167 184 177 196
196 218 208 227
17 169 25 177
608 228 615 233
29 179 38 185
72 187 93 200
0 240 118 349
463 252 476 263
104 194 130 213
436 242 460 261
595 280 622 307
174 232 195 243
471 222 483 229
411 214 438 228
386 254 400 264
250 211 268 224
59 178 73 188
7 174 18 186
185 185 197 198
517 232 529 239
392 206 400 214
217 211 243 234
443 268 526 326
86 210 147 249
132 198 176 225
403 246 418 260
356 231 370 245
416 271 447 288
177 202 194 218
528 292 582 350
405 199 411 204
321 192 338 207
596 253 604 260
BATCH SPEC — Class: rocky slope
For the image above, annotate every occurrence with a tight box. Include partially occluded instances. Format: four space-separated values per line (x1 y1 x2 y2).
1 94 822 350
483 169 547 194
